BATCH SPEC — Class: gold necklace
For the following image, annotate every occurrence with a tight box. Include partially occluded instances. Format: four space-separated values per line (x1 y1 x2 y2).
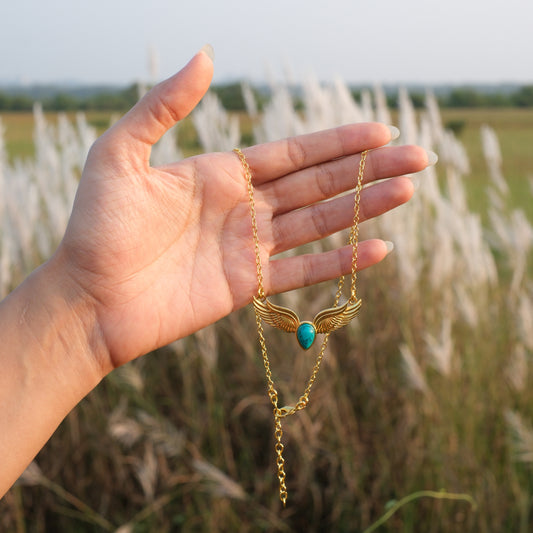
233 148 368 506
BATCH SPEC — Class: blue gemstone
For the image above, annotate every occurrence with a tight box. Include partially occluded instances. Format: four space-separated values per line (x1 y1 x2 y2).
296 322 316 350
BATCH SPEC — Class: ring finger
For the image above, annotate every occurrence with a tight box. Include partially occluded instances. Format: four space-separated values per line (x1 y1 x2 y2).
270 176 413 255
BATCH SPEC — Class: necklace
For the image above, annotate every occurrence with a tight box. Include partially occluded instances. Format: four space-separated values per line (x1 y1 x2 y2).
233 148 368 506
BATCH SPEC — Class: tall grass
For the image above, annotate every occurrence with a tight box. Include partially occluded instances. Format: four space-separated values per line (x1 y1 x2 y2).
1 78 532 532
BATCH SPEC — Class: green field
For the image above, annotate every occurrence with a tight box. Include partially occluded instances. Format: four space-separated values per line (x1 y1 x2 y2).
440 108 533 216
1 111 114 160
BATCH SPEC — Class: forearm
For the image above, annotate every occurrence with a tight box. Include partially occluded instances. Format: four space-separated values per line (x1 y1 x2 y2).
0 252 106 497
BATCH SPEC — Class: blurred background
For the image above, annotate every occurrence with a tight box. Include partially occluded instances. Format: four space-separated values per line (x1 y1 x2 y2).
1 0 533 531
2 0 532 85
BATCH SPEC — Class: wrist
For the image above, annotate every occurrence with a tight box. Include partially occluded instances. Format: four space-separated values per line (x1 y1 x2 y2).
0 251 108 496
14 250 108 398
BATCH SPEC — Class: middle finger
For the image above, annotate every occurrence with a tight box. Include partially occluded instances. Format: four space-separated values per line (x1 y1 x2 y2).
261 144 430 216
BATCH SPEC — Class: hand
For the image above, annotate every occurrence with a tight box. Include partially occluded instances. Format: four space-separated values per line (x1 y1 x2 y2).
55 48 430 371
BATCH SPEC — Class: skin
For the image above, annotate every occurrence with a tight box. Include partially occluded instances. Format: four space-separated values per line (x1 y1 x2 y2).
0 48 431 497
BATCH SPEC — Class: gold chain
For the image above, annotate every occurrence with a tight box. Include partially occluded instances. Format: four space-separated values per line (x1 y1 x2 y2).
234 148 368 506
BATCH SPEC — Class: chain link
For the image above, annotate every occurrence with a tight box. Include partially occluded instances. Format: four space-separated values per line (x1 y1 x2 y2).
350 151 367 301
233 148 368 506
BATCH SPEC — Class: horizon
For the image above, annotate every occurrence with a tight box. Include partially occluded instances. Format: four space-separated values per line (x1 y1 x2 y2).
1 79 530 91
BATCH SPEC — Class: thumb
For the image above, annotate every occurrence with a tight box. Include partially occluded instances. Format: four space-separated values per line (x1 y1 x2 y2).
107 45 214 157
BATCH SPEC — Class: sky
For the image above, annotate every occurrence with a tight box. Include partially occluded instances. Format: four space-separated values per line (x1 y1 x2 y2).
2 0 532 87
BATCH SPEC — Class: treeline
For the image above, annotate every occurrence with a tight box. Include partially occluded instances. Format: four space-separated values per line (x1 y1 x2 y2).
0 84 141 112
0 82 260 112
1 82 533 112
424 86 533 108
354 86 533 109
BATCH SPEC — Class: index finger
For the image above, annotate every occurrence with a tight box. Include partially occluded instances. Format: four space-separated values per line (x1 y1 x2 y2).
239 123 396 185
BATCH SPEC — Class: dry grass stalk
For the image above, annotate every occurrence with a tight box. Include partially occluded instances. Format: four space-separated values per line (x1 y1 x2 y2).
193 459 247 501
505 410 533 463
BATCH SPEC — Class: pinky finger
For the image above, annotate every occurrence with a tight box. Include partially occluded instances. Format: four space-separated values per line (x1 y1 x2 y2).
267 239 393 295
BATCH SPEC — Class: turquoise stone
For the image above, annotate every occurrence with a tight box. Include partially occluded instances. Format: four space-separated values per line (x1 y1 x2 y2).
296 322 316 350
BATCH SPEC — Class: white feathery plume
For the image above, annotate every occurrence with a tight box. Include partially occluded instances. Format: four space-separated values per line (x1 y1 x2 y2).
108 417 144 448
16 461 44 487
193 459 247 500
147 44 159 85
505 344 528 392
0 116 5 168
333 77 364 124
0 117 6 218
301 75 336 131
428 203 456 289
241 81 258 119
252 81 302 143
387 209 424 291
0 226 12 297
136 81 148 100
76 112 97 159
400 344 429 394
439 129 470 175
505 410 533 463
360 89 374 122
487 183 506 213
115 362 145 393
445 165 468 214
114 526 134 533
108 401 143 448
150 125 182 166
417 156 442 207
10 162 40 266
134 442 158 501
453 209 498 289
57 113 82 207
418 112 434 152
137 411 186 459
29 105 93 251
517 291 533 351
424 89 445 147
454 284 479 328
398 87 417 145
108 402 185 459
481 124 507 195
195 323 218 370
193 91 240 152
489 207 533 295
424 317 454 377
373 84 391 126
481 125 531 294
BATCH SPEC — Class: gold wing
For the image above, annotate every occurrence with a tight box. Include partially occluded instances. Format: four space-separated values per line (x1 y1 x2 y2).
313 299 362 334
252 297 300 332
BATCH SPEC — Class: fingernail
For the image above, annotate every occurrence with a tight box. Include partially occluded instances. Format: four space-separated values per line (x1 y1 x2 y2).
409 176 420 191
199 43 215 62
384 240 394 254
388 125 400 141
426 150 438 166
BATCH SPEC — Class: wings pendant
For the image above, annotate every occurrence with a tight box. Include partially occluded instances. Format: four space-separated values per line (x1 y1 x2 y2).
252 297 362 350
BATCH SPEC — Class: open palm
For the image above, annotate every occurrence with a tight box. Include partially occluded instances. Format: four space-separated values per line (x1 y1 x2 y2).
57 49 430 370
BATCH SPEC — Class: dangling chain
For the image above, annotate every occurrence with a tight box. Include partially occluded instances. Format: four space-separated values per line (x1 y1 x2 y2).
233 148 368 506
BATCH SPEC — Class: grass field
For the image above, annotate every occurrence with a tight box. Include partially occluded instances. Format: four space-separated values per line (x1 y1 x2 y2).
1 101 533 532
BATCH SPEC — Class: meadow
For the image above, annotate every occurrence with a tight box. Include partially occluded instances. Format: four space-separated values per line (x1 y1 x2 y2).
0 83 532 532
